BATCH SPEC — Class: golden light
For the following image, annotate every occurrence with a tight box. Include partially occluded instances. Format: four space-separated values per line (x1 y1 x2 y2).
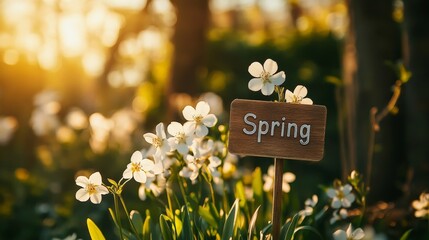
3 49 19 65
59 13 87 57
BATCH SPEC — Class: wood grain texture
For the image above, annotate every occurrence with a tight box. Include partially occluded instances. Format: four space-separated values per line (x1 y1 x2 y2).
228 99 327 161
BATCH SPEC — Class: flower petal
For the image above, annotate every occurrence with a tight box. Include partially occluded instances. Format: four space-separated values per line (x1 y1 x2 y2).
156 122 166 139
182 106 196 121
263 59 278 75
123 167 133 179
134 171 147 183
300 98 313 105
76 176 89 188
195 125 208 138
131 151 142 163
261 83 275 96
196 101 210 116
248 61 263 77
248 78 263 92
177 143 189 155
90 193 102 204
282 183 291 193
143 133 157 144
331 198 342 209
333 229 347 240
352 228 365 240
141 159 155 171
285 89 295 102
202 114 217 127
96 185 109 195
326 188 337 198
270 71 285 85
293 85 308 98
76 188 89 202
343 184 353 194
283 172 296 183
167 121 182 136
138 184 147 201
89 172 103 185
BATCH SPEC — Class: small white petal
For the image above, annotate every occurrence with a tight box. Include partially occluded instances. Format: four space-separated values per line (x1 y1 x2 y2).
248 78 264 91
196 101 210 116
346 224 353 237
331 198 342 209
342 198 352 208
76 188 89 202
352 228 365 239
141 159 155 171
263 59 278 75
167 122 183 136
76 176 89 188
195 125 208 137
269 71 285 85
283 172 296 183
152 162 164 175
300 98 313 105
333 230 347 240
177 144 189 155
134 171 147 183
182 106 196 121
261 83 275 96
202 114 217 127
327 188 337 198
131 151 142 163
138 184 147 201
89 172 103 185
156 123 166 139
123 167 133 179
282 183 291 193
248 62 263 77
143 133 157 144
343 184 353 194
96 185 109 195
90 193 102 204
293 85 308 98
285 89 295 102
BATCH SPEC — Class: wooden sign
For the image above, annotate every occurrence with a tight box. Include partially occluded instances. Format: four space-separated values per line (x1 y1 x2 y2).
228 99 327 161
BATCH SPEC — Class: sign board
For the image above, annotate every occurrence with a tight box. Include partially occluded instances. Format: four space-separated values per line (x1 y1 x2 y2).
228 99 327 161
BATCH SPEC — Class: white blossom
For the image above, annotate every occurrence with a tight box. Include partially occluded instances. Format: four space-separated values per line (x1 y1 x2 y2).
302 194 318 216
75 172 109 204
330 208 348 224
182 101 217 137
123 151 163 183
327 183 356 209
263 165 295 193
167 121 194 155
248 58 285 96
143 122 171 159
333 224 365 240
412 192 429 218
285 85 313 105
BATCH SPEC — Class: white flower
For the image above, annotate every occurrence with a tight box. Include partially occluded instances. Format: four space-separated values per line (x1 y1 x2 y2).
182 101 217 137
75 172 109 204
285 85 313 105
263 165 295 193
302 194 318 216
0 116 17 145
66 108 88 130
167 121 194 155
143 122 171 159
123 151 163 183
138 175 166 201
327 183 356 209
248 58 286 96
179 162 199 182
207 156 221 177
412 192 429 218
333 224 365 240
330 208 348 224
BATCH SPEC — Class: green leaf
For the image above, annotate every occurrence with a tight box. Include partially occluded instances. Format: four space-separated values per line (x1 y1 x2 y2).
199 205 218 228
260 223 272 239
130 210 143 236
107 178 118 187
222 199 239 240
87 218 106 240
159 214 174 240
142 211 151 240
180 205 193 240
252 168 263 208
293 226 323 240
281 213 300 240
248 206 261 240
400 229 413 240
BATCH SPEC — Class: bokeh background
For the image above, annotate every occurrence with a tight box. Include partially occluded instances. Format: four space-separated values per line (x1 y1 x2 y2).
0 0 428 239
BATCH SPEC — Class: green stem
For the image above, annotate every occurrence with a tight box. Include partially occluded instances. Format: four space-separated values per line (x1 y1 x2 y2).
113 194 124 240
119 195 143 240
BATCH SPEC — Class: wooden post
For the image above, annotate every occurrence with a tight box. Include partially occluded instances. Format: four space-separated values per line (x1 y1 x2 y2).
271 158 284 240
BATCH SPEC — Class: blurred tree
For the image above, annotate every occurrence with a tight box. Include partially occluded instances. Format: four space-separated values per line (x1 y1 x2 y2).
345 0 403 202
403 0 429 200
167 0 210 120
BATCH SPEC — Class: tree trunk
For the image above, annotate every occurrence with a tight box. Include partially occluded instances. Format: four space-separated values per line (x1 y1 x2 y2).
403 0 429 200
347 0 403 202
167 0 210 120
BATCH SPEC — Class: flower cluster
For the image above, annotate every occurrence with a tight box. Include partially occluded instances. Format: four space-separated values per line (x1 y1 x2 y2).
412 192 429 218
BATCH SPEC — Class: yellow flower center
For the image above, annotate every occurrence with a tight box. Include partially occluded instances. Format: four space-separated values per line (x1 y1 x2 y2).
261 71 271 83
131 162 142 173
176 132 185 142
194 115 203 124
153 137 163 147
86 184 97 195
337 190 345 199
